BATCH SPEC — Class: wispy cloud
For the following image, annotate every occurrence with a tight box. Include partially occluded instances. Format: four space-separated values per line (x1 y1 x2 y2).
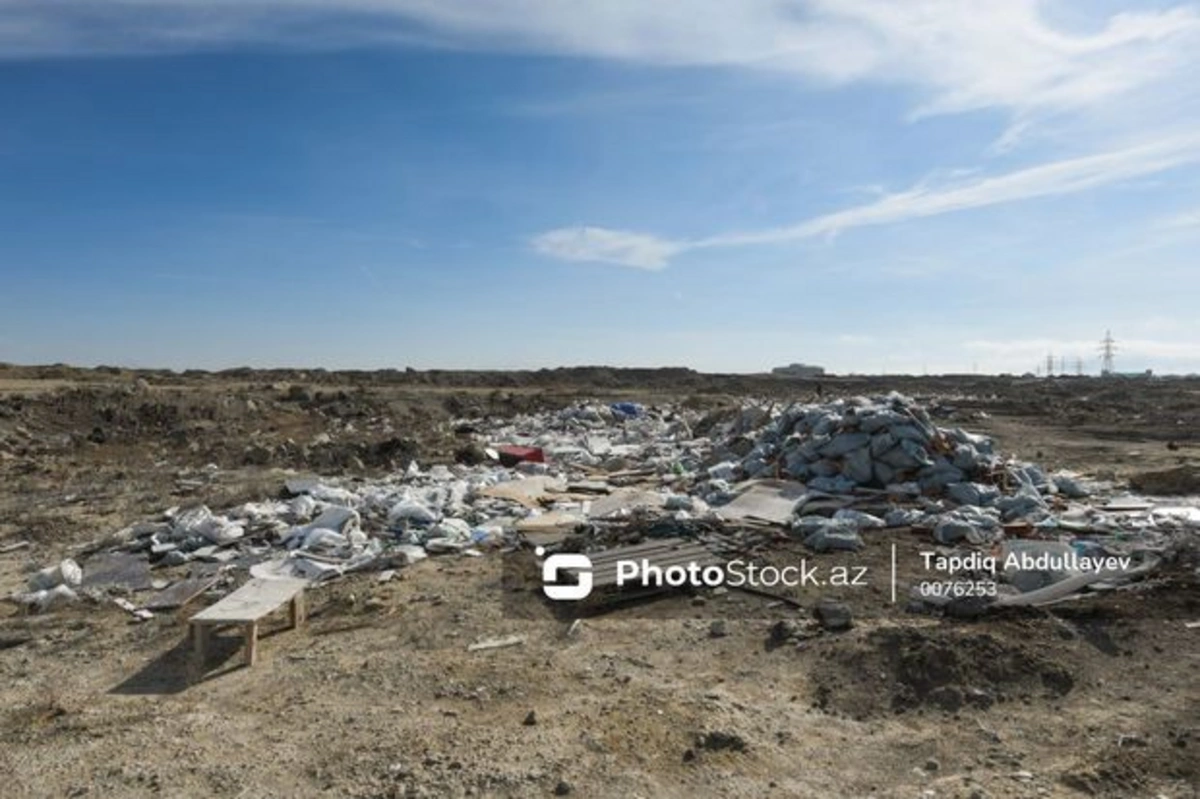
1156 205 1200 229
533 133 1200 268
530 226 683 270
4 2 1198 121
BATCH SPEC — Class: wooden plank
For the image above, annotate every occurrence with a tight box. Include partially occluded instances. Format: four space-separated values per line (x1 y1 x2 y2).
193 624 208 664
591 556 722 588
586 489 665 519
562 480 611 495
716 480 807 526
587 547 716 569
515 510 586 534
81 552 153 592
479 476 564 508
191 577 307 624
243 622 258 666
521 529 572 548
583 537 693 558
553 538 720 589
289 593 306 628
145 576 219 611
588 535 705 559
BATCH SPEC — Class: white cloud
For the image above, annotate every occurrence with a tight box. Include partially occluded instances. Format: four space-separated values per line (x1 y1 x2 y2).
1157 206 1200 229
529 226 683 270
4 2 1198 120
533 133 1200 267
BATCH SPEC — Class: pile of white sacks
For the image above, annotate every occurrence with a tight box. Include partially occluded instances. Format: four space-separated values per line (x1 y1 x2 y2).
695 393 1104 549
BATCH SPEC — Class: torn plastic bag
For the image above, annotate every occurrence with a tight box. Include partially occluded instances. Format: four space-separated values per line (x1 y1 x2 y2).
803 530 865 552
1000 540 1078 592
806 475 858 494
832 508 886 529
884 507 925 527
28 558 83 591
387 500 438 527
13 584 79 612
610 402 645 419
1052 472 1092 498
172 506 245 546
947 482 1000 507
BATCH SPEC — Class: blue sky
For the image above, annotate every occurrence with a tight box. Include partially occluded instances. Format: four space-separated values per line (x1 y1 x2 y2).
2 1 1199 374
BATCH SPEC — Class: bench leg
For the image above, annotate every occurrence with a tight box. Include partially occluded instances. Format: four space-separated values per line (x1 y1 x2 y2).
192 623 209 665
243 621 258 667
290 592 306 629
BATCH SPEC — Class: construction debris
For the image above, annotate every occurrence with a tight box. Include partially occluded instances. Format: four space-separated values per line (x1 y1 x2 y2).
10 394 1195 616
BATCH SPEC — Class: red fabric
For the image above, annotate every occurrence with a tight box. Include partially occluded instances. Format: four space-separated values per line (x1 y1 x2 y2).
497 445 545 464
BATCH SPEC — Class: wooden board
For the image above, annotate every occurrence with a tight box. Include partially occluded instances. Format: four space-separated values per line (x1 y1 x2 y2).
561 537 719 590
478 476 565 508
191 577 307 624
586 488 665 519
515 510 586 534
716 480 807 526
81 552 153 592
145 576 219 611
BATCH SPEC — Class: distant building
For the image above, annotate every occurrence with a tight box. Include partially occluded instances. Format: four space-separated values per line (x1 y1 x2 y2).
772 362 825 378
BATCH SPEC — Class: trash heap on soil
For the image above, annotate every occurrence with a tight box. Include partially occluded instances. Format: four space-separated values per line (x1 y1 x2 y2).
10 394 1197 615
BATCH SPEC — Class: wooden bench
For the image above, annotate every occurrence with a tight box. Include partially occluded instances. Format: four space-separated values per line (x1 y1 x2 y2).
189 577 307 667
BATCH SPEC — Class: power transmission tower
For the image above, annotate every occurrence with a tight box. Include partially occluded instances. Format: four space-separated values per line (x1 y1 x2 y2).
1075 356 1084 376
1046 353 1055 377
1099 330 1117 375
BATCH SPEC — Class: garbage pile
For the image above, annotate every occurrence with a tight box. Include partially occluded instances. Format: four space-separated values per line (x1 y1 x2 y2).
8 395 1197 615
711 392 999 492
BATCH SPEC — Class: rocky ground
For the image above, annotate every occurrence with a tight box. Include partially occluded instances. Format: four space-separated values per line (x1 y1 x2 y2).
0 364 1197 798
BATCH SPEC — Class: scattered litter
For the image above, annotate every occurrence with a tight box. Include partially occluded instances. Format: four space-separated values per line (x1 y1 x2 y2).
715 480 806 526
113 597 154 622
144 576 220 611
81 552 153 592
53 393 1193 620
815 598 853 631
497 445 545 467
467 634 527 652
12 584 79 612
28 558 83 591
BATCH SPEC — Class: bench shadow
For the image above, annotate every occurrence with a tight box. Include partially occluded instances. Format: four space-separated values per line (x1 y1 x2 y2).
110 624 294 695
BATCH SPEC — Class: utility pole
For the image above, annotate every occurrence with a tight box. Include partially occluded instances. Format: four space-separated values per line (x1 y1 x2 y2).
1100 330 1117 376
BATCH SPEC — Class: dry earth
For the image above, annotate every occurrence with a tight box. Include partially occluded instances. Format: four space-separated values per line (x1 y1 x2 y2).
0 365 1197 798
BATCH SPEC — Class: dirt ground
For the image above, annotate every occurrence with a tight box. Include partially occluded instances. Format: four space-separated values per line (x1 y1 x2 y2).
0 365 1197 798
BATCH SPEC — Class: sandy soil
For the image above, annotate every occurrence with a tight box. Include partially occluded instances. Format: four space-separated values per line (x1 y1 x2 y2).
0 365 1197 798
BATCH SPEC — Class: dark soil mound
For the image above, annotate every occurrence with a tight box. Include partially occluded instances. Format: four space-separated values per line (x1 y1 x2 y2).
810 627 1074 718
